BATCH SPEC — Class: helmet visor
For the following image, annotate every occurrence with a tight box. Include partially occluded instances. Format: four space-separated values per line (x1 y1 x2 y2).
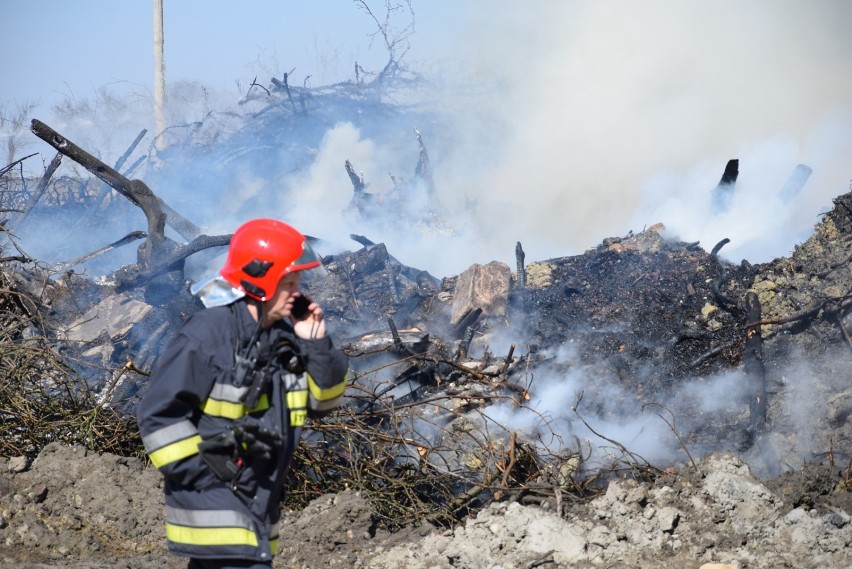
288 240 323 273
190 274 246 308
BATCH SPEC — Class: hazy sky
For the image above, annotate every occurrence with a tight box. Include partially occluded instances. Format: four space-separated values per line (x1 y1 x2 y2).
3 1 463 108
4 1 852 277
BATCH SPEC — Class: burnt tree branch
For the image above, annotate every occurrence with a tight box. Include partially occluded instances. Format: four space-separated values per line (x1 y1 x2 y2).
710 238 740 312
743 291 768 433
31 119 169 269
0 153 38 177
345 159 366 194
31 120 203 244
749 294 852 327
30 120 229 294
8 152 62 233
413 128 435 196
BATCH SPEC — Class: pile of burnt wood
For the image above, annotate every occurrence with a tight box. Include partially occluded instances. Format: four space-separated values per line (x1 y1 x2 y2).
3 120 851 521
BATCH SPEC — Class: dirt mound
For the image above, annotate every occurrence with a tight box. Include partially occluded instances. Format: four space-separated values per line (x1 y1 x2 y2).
1 443 849 569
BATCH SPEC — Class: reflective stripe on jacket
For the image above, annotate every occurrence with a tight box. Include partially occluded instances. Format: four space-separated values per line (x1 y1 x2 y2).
136 300 348 561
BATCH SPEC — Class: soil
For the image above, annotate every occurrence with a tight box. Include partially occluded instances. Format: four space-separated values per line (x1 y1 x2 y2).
1 443 850 569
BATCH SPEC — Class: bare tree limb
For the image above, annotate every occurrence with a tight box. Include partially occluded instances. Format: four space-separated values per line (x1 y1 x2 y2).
7 152 62 233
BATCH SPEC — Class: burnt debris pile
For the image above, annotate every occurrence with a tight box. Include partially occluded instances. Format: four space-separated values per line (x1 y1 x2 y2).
1 106 851 528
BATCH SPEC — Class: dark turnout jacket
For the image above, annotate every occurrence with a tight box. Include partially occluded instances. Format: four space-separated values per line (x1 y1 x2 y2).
136 300 348 562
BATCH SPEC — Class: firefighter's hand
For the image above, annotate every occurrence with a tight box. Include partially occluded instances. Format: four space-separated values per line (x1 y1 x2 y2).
292 301 325 339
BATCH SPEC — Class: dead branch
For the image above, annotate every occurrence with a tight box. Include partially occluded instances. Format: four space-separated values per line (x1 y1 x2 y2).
642 402 699 472
54 231 147 271
749 294 852 327
270 72 298 114
743 291 768 432
413 128 435 196
493 432 517 500
710 238 740 311
31 119 169 269
0 153 39 177
573 391 662 475
353 0 415 88
249 76 271 97
7 152 62 233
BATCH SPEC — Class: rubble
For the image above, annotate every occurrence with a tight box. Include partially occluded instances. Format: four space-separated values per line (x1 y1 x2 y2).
0 444 849 568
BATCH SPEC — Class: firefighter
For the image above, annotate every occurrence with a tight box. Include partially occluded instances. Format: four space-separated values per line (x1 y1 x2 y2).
136 218 349 569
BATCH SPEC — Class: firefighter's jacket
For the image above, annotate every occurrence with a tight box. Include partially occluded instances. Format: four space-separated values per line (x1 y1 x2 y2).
136 300 348 561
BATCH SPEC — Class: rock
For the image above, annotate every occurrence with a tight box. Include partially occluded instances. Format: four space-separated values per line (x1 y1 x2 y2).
7 457 28 473
826 389 852 425
450 261 511 327
61 292 152 343
27 484 48 503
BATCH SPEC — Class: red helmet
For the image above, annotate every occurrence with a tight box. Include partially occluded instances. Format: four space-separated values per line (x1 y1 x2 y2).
219 218 321 302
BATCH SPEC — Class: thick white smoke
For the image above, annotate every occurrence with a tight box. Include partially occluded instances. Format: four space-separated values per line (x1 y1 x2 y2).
16 1 851 277
422 0 852 272
233 0 852 277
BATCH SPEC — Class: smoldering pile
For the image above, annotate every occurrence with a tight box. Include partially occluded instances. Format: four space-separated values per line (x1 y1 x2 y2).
1 109 850 529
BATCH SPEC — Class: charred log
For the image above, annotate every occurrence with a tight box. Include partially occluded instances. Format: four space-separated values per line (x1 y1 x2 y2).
455 324 476 361
712 158 739 212
345 159 374 215
351 234 376 248
56 231 147 271
743 291 768 435
31 120 203 243
718 158 739 185
114 233 233 295
74 129 148 236
31 119 171 267
453 307 482 340
779 164 812 203
710 238 741 313
515 242 526 290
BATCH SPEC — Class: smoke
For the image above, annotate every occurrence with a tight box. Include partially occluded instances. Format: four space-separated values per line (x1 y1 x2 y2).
180 0 850 276
416 0 852 271
475 339 850 477
16 1 851 278
10 1 851 476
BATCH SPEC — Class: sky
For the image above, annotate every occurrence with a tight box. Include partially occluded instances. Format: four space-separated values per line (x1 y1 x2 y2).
3 1 463 108
3 0 852 277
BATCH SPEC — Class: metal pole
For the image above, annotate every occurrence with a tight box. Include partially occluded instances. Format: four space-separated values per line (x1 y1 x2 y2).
153 0 166 150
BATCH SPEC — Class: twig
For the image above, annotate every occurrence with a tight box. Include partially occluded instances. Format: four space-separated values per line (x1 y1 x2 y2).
572 391 659 472
494 432 517 500
688 340 736 368
642 402 699 472
0 153 38 177
749 294 851 326
7 152 62 232
526 550 555 568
